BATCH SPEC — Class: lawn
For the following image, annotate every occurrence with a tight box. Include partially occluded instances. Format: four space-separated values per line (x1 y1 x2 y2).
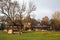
0 31 60 40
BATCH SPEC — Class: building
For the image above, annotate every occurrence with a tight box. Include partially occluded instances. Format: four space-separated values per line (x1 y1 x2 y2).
33 25 50 31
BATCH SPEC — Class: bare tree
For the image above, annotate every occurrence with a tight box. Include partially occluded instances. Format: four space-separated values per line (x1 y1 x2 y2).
25 1 36 31
52 11 60 21
17 1 26 21
50 11 60 31
27 1 36 16
0 0 36 33
0 0 23 34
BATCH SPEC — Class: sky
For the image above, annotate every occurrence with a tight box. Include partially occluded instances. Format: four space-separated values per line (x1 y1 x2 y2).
0 0 60 20
17 0 60 20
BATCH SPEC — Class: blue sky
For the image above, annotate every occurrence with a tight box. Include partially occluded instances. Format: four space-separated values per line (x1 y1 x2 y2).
18 0 60 19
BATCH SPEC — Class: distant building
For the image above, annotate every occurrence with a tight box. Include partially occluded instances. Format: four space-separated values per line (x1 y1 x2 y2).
32 25 50 31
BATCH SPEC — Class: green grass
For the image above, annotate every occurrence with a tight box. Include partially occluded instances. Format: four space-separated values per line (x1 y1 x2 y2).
0 31 60 40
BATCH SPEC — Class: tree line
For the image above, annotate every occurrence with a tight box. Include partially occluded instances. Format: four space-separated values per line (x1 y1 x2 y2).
0 0 60 34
